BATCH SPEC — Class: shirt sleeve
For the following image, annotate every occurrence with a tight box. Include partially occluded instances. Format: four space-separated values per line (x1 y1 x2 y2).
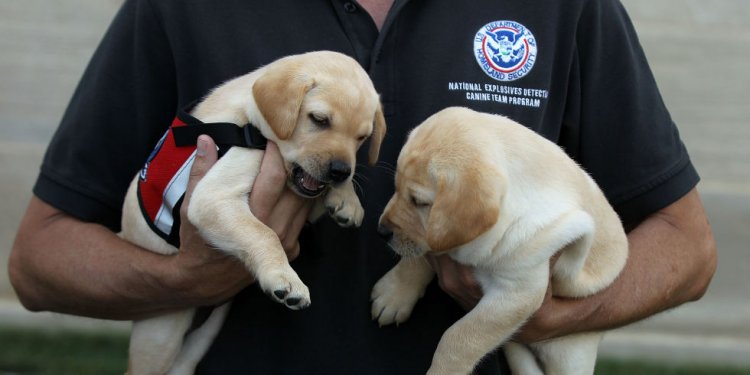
570 0 699 227
33 0 177 231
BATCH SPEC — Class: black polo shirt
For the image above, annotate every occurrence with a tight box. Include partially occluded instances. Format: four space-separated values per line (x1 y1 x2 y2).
34 0 698 374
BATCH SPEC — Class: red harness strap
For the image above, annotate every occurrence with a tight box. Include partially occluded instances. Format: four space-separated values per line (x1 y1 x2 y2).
136 105 267 247
137 116 196 246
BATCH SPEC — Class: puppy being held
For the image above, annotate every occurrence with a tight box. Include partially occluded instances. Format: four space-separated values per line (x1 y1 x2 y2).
372 107 627 375
119 51 386 375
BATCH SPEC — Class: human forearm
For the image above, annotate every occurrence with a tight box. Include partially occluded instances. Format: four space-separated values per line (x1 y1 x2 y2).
10 196 180 319
10 139 310 321
9 197 249 320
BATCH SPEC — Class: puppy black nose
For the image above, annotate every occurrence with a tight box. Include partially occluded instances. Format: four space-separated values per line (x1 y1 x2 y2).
377 224 393 242
328 160 351 183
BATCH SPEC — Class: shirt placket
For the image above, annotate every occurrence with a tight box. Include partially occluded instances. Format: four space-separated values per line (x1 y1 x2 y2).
330 0 411 120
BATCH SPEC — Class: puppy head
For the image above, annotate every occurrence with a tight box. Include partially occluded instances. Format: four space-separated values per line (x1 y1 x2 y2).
379 109 504 257
252 51 386 198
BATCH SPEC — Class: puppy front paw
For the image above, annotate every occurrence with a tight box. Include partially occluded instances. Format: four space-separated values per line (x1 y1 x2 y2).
324 188 364 228
257 267 311 310
370 269 423 326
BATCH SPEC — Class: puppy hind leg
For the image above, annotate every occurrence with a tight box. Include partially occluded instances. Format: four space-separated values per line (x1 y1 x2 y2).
128 309 196 375
531 332 602 375
543 210 615 298
168 303 232 375
504 342 543 375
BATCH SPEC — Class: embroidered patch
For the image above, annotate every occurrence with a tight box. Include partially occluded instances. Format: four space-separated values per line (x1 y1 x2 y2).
139 131 168 182
474 20 537 82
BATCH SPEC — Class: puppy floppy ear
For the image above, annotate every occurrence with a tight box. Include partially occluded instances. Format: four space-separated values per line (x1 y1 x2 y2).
368 104 387 165
252 61 314 140
426 165 503 252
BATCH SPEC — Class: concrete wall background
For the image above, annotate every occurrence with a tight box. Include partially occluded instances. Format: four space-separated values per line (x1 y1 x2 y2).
0 0 123 298
1 0 748 365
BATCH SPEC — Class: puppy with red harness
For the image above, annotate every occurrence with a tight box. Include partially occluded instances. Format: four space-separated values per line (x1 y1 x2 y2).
119 51 386 375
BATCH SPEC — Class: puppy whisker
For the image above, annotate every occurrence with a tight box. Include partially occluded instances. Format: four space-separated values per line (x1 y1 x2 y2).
352 178 364 195
374 161 396 177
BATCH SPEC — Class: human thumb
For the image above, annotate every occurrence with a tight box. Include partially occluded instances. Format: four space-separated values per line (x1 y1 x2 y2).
183 135 218 208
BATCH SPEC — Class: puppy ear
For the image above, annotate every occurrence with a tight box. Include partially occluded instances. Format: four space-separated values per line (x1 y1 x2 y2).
426 166 503 252
252 61 314 140
368 104 387 165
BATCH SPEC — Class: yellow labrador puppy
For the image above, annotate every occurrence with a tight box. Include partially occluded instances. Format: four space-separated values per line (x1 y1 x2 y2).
119 51 385 375
373 107 627 375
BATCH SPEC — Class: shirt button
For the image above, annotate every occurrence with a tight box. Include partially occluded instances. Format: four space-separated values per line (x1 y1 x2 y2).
343 2 358 12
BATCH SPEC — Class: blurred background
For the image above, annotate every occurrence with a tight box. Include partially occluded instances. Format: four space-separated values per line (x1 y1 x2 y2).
1 0 748 371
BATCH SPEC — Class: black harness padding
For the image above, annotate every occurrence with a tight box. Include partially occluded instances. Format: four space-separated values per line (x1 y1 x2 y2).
171 101 267 151
172 121 267 150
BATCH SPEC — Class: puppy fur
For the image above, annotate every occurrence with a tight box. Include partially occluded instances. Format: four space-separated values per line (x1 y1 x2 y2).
372 107 627 375
119 51 385 375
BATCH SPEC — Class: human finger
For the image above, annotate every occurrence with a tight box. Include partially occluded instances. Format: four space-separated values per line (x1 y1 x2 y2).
427 255 483 310
249 142 287 221
181 135 219 218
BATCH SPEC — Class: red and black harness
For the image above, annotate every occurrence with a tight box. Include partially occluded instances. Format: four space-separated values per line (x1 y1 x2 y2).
137 104 266 247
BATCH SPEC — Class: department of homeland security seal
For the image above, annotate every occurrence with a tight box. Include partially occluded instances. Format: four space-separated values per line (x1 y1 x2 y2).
474 20 537 82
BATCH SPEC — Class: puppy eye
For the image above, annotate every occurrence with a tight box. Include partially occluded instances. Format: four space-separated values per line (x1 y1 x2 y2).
357 135 368 142
411 196 429 207
308 113 330 128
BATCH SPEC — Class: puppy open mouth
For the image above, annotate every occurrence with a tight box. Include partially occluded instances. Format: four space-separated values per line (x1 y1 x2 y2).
290 165 328 198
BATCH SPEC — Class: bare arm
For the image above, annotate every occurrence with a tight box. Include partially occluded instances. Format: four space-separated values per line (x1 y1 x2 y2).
428 188 717 342
8 137 311 320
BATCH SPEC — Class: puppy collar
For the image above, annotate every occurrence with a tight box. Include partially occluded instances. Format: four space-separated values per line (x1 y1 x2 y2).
171 102 267 151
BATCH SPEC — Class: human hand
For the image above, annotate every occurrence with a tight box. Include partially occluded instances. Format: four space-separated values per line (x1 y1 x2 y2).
514 287 603 344
426 254 483 310
514 253 601 344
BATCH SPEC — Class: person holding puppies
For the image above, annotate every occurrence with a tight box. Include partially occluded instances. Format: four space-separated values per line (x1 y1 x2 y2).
10 0 716 374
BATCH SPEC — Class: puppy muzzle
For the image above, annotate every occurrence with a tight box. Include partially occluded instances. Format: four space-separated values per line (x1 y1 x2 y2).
377 224 394 242
328 160 351 183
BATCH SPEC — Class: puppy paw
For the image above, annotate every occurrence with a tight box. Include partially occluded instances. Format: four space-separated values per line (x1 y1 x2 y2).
324 189 364 228
257 267 311 310
370 270 422 326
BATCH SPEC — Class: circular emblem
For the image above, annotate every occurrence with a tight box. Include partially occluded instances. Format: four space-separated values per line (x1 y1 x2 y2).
140 131 168 181
474 20 537 82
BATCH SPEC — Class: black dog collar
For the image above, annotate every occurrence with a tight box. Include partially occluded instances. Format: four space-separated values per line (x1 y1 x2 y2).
171 103 267 150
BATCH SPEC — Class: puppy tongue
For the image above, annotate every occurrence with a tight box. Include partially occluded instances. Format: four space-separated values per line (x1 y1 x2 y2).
301 172 323 191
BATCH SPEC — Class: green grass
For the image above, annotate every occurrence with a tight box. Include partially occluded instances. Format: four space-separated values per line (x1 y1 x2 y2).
596 358 750 375
0 326 128 375
0 325 748 374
